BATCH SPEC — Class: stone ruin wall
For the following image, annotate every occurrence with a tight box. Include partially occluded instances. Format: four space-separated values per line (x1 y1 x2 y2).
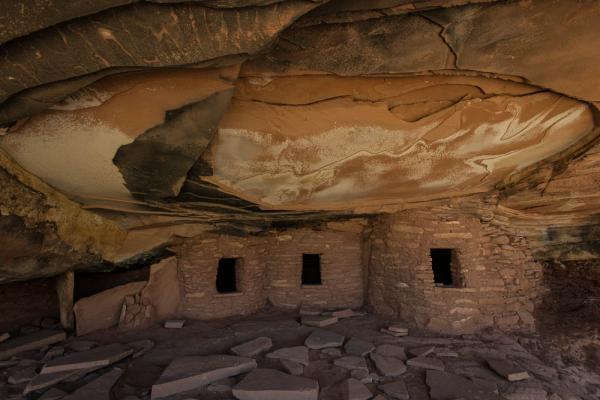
167 213 544 333
367 211 544 334
178 235 268 320
264 228 364 311
176 225 365 320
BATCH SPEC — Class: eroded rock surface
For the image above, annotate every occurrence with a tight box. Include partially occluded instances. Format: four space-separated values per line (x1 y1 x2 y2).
0 0 599 287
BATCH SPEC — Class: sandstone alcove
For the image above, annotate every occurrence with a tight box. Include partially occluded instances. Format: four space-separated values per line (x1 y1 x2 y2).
0 1 599 399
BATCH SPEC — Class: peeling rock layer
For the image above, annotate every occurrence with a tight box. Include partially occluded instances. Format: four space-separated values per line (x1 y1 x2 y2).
1 0 600 279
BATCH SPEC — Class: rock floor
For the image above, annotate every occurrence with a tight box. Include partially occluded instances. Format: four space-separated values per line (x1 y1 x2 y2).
1 311 599 400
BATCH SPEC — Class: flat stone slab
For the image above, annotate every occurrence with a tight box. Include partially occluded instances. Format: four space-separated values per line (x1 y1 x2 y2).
26 368 95 394
486 358 530 381
267 346 309 366
305 330 345 350
151 355 257 399
231 337 273 357
38 388 67 400
321 348 342 358
331 309 365 319
434 348 458 358
408 346 435 357
41 343 133 374
301 316 338 327
379 380 409 400
0 330 66 360
388 325 409 334
342 378 372 400
299 308 322 316
426 370 504 400
164 320 186 329
281 359 304 375
232 368 319 400
8 366 38 384
334 356 369 372
345 338 374 356
61 368 123 400
407 356 444 371
0 332 10 343
129 339 155 359
370 353 406 377
375 344 406 361
381 328 408 337
65 341 97 352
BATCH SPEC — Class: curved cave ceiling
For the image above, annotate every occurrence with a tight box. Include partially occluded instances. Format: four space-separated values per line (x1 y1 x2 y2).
0 71 594 211
2 0 600 280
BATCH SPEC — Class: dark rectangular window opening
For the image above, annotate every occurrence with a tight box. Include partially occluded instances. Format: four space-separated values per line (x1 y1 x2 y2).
302 254 322 285
430 248 460 288
216 258 239 293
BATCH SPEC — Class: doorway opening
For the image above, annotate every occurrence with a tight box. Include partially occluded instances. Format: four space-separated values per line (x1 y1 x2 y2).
216 258 240 293
302 254 322 285
430 249 462 288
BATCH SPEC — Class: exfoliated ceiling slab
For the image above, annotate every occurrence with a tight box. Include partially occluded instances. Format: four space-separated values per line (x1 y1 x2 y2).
204 75 594 210
248 13 454 75
0 0 319 104
424 0 600 101
113 88 234 198
0 67 236 203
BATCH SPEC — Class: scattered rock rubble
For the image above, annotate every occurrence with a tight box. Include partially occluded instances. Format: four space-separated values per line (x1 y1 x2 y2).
0 309 597 400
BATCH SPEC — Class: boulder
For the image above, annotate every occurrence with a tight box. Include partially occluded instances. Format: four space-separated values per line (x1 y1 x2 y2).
151 355 257 399
305 330 345 350
232 368 319 400
141 257 181 321
73 281 146 336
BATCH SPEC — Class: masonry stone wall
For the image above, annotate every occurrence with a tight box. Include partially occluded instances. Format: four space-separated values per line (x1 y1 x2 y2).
367 210 543 333
178 235 268 319
177 222 366 319
265 227 365 310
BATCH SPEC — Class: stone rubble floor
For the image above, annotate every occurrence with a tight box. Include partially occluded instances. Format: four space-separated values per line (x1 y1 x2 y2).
1 311 599 400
